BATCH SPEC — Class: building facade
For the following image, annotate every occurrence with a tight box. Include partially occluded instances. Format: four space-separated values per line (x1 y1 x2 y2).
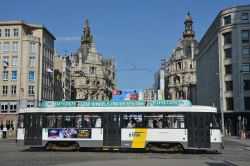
143 89 154 100
164 12 198 104
0 20 55 130
72 19 116 100
54 54 72 100
196 5 250 136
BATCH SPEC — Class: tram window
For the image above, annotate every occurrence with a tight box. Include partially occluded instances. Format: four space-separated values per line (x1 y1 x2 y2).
29 115 33 127
82 114 102 128
64 115 74 128
39 115 43 127
18 114 24 128
144 114 163 128
75 114 82 128
47 114 62 128
123 114 142 128
210 114 219 128
165 114 185 128
83 114 92 128
93 114 102 128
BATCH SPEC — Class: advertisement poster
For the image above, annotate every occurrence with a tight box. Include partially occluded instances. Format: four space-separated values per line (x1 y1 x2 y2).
48 128 91 139
112 90 143 100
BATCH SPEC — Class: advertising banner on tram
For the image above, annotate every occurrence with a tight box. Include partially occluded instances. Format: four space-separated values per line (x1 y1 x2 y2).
48 128 91 139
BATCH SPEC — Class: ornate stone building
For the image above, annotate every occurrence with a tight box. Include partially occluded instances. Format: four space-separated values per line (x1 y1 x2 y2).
164 12 198 104
72 19 116 100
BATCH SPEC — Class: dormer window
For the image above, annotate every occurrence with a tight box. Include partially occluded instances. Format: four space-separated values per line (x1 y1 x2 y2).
27 31 33 36
223 15 231 25
241 13 249 21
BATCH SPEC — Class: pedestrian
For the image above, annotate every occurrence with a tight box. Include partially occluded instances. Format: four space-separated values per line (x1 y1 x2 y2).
240 129 245 139
3 125 7 139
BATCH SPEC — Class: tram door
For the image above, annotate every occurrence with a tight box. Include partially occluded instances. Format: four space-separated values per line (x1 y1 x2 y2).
186 113 210 148
24 113 43 145
103 113 121 147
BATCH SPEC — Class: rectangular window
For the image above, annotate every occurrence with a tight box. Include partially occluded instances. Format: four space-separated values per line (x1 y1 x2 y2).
245 97 250 110
144 114 164 128
11 85 16 95
242 64 250 73
12 42 18 52
10 102 17 112
223 32 232 45
1 102 8 112
3 56 9 65
12 71 17 80
225 81 233 91
242 30 249 43
13 29 18 37
3 71 8 80
223 15 231 25
244 80 250 90
2 86 8 95
123 114 143 128
46 114 62 128
241 13 249 21
11 57 18 66
226 97 234 110
27 101 34 108
224 48 232 58
28 86 34 95
0 29 1 37
242 46 250 57
3 42 9 52
165 114 185 128
5 29 10 37
29 43 36 53
29 57 36 67
89 66 96 75
225 64 232 74
29 71 35 80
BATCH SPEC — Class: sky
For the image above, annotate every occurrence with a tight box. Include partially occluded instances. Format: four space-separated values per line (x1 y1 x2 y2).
1 0 249 90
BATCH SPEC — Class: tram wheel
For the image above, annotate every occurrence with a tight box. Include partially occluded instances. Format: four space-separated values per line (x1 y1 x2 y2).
45 142 53 151
72 142 80 151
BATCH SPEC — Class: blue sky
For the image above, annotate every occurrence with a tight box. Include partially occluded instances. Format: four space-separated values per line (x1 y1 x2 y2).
1 0 249 90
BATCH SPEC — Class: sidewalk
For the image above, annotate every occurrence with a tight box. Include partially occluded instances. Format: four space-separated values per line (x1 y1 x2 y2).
223 136 250 150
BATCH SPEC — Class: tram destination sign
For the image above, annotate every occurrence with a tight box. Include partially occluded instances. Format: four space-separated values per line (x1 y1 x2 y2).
40 100 192 108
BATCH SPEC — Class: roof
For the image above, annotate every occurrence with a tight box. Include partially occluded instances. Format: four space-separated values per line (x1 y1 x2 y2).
0 20 56 40
19 105 217 113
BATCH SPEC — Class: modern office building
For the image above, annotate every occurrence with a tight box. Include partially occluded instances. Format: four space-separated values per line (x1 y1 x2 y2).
0 20 55 130
72 18 116 100
196 5 250 136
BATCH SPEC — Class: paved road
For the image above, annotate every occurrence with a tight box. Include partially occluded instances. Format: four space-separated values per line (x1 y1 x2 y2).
0 137 250 166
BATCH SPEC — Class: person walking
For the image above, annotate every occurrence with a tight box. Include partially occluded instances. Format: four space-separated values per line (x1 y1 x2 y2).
3 125 7 139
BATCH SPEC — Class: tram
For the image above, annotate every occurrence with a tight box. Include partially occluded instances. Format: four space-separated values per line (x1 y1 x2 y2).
17 100 223 152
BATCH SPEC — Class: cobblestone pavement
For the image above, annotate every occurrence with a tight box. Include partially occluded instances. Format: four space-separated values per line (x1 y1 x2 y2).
0 137 250 166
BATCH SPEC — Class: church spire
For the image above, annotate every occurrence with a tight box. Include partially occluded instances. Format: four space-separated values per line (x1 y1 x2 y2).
183 12 195 39
81 18 94 46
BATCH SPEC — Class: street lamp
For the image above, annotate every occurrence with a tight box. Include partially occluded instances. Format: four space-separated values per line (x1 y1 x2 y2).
217 72 225 137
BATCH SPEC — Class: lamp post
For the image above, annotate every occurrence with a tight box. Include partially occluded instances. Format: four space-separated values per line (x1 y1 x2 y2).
217 72 225 137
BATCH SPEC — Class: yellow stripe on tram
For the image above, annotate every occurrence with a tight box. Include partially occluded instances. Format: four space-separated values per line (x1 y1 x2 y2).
131 128 148 148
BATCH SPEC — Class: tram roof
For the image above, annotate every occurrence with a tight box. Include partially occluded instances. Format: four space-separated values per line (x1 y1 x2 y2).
19 105 217 113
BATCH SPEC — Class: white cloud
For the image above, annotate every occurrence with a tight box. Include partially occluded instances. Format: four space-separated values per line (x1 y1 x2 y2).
56 36 80 41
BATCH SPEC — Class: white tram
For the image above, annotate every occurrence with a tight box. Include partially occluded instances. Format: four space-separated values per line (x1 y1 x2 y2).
17 100 223 152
